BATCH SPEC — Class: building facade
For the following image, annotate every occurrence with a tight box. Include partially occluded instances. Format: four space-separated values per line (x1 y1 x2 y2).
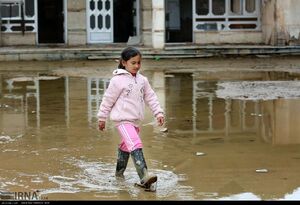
0 0 300 48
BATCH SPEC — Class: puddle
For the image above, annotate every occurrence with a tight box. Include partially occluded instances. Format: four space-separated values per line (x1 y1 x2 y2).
1 64 300 200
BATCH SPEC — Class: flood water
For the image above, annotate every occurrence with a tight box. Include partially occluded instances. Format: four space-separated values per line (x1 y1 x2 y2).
1 59 300 201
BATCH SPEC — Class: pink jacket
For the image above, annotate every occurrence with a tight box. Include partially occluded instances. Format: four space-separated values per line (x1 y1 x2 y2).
97 69 164 126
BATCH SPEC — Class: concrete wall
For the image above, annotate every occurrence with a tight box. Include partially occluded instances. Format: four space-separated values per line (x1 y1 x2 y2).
67 0 87 45
262 0 300 46
278 0 300 45
261 0 276 45
0 33 36 46
194 31 263 45
141 0 152 47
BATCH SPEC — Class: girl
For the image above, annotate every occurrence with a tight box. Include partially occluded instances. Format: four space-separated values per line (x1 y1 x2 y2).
97 46 165 188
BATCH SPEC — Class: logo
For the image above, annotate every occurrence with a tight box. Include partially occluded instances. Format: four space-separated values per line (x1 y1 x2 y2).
0 190 48 201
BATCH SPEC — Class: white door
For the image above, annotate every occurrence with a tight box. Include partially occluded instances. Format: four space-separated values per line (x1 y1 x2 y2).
86 0 113 43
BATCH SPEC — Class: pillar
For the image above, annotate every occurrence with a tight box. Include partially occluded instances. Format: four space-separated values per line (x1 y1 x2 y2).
152 0 165 49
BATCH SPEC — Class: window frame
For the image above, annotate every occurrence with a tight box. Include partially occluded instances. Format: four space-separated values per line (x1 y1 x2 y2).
193 0 261 31
0 1 22 20
0 0 36 33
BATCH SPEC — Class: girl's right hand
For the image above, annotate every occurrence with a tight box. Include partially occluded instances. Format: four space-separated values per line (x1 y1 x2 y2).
98 121 106 131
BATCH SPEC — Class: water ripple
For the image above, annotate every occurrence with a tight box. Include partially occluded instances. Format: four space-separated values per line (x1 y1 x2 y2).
40 158 194 199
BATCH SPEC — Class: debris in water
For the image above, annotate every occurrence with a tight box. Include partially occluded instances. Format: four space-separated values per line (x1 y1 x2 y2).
255 169 268 173
196 152 206 156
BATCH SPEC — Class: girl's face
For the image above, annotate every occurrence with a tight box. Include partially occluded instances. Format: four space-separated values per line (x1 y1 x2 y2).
122 55 141 75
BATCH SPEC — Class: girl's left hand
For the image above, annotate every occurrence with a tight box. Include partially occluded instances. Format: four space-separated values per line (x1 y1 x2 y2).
157 116 164 126
98 121 106 131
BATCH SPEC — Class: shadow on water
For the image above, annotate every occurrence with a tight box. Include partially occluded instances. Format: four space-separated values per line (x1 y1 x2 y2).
1 65 300 200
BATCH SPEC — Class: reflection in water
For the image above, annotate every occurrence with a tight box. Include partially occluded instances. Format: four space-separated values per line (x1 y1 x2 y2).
192 81 259 137
1 70 300 200
87 78 110 124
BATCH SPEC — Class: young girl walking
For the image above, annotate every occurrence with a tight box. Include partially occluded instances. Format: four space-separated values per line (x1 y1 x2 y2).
97 46 165 188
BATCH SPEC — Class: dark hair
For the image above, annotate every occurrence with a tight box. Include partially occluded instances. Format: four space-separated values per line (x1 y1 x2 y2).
118 47 142 69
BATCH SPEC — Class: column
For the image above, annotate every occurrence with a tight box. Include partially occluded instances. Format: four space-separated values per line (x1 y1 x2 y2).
152 0 165 49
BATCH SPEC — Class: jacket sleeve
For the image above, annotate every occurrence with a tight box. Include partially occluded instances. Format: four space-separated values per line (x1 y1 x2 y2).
97 77 122 121
143 77 164 118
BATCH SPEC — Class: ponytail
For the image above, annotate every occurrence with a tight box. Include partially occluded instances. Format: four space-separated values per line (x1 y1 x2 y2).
117 58 125 69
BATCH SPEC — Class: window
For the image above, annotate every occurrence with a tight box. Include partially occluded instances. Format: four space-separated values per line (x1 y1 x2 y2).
1 1 21 19
230 0 256 14
212 0 225 15
194 0 260 31
0 0 36 33
24 0 34 17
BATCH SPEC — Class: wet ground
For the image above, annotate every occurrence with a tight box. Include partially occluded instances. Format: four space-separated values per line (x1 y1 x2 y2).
1 56 300 200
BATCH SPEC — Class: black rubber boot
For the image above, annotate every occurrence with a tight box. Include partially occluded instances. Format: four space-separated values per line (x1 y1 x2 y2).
131 148 157 188
115 148 130 178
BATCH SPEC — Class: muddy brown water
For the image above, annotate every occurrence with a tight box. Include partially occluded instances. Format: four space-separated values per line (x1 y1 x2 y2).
1 57 300 200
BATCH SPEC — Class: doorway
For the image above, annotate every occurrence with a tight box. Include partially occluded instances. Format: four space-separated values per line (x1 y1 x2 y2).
38 0 64 44
165 0 193 43
113 0 137 42
86 0 139 44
